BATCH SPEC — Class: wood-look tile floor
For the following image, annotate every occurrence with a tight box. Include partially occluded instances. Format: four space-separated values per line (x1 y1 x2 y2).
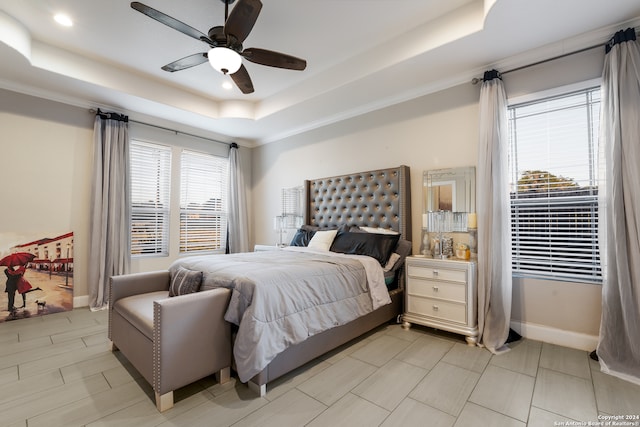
1 308 639 426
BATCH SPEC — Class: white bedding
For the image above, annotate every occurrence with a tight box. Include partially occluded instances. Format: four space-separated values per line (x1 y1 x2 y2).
282 246 391 309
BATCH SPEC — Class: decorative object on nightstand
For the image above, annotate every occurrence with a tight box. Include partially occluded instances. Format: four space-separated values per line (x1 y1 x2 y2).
426 210 457 258
455 242 470 260
467 212 478 259
274 186 304 246
402 256 478 345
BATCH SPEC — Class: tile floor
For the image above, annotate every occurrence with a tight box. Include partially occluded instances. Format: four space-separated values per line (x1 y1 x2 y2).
1 308 639 427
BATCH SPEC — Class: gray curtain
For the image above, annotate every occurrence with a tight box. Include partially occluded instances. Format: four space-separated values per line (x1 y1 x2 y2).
227 142 250 253
476 70 512 354
597 28 640 385
88 110 131 310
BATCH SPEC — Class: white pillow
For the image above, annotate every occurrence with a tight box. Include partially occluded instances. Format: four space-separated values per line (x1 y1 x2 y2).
307 229 338 251
383 253 401 272
359 226 399 235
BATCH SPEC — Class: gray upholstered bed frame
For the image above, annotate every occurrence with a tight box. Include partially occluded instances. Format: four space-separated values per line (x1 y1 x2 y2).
248 165 412 395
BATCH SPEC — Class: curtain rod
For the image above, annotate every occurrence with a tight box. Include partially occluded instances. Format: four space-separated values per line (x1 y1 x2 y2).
89 108 232 147
471 26 639 84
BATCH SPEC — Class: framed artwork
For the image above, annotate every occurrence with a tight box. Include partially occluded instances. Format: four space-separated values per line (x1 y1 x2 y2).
1 231 74 322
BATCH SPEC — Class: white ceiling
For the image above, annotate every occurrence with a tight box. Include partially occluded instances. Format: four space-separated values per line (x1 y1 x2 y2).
1 0 639 146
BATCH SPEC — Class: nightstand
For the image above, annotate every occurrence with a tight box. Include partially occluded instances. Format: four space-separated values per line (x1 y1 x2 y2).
402 256 478 346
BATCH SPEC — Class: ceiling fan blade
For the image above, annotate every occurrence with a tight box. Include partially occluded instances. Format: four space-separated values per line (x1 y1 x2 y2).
230 64 254 94
242 48 307 71
161 53 209 72
131 2 214 45
224 0 262 43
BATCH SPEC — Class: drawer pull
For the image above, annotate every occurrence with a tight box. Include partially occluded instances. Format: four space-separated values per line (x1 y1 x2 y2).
432 286 439 292
432 305 439 311
433 270 439 277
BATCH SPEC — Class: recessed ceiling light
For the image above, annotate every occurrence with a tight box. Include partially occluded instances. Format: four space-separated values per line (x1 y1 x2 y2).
54 13 73 27
222 81 233 90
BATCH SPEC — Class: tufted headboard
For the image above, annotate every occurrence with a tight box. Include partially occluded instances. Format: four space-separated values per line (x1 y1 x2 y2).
304 165 412 241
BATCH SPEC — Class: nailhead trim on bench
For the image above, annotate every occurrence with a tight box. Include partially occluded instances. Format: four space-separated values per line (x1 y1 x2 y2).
153 301 161 392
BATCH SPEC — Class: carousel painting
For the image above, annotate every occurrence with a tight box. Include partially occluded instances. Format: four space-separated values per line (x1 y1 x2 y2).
1 231 74 322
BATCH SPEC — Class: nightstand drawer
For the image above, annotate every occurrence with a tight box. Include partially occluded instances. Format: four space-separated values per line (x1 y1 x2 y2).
407 297 466 324
407 265 466 283
407 277 465 302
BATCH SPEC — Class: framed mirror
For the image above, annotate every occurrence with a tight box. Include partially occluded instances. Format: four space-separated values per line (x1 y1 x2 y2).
424 166 475 231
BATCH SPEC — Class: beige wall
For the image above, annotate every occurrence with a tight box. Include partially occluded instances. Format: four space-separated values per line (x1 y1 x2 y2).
252 83 482 250
252 47 606 344
511 277 602 335
0 90 94 300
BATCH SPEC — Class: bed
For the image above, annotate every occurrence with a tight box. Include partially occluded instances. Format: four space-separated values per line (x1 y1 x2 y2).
172 165 412 395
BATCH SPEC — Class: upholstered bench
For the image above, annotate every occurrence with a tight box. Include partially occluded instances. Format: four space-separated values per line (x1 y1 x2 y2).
108 270 232 412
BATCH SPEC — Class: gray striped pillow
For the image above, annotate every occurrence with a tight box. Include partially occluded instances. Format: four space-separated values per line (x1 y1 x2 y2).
169 266 203 297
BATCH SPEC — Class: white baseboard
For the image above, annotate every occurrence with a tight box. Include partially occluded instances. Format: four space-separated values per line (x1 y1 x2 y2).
73 295 89 308
510 320 598 352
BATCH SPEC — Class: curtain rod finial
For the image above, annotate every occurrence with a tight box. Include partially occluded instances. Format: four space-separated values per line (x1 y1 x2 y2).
471 77 481 85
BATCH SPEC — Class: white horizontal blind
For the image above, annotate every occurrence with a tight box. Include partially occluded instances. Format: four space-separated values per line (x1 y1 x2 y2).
508 87 601 283
130 140 171 256
278 186 304 229
180 150 228 253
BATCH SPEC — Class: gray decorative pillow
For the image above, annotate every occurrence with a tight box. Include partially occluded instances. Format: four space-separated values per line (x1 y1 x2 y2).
169 266 203 297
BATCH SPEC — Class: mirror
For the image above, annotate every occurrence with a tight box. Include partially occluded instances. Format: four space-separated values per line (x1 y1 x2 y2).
424 166 475 232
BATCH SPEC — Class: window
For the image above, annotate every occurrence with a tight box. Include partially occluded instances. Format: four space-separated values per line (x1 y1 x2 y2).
508 87 601 283
180 150 229 253
130 140 171 256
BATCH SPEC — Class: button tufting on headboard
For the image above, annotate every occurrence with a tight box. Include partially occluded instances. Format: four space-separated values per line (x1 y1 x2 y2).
304 166 412 240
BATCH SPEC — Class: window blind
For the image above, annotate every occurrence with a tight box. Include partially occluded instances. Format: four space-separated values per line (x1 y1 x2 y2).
180 150 228 253
277 186 304 229
508 87 601 283
130 140 171 256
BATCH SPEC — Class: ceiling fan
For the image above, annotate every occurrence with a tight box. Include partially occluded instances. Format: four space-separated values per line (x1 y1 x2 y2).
130 0 307 94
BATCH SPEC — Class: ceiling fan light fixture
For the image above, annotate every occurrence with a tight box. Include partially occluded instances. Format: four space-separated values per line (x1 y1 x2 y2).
208 47 242 75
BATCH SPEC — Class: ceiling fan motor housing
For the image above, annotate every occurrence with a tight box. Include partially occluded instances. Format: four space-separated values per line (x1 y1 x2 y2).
208 26 243 53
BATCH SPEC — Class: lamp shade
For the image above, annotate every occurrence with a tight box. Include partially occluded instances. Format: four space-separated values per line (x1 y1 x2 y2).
208 47 242 75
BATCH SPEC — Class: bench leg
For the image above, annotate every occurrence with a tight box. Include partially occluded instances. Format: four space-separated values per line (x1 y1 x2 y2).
155 391 174 412
216 367 231 384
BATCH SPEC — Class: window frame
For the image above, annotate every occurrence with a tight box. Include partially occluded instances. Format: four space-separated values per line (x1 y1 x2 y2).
179 149 229 254
507 80 602 284
129 139 172 258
